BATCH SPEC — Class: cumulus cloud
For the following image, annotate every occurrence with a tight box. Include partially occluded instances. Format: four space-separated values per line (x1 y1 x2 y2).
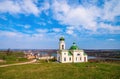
20 0 40 16
37 22 46 26
52 28 62 32
0 30 59 49
36 29 48 33
66 26 75 35
0 30 27 38
98 23 120 34
0 0 21 14
102 0 120 21
24 25 31 29
0 0 50 16
0 0 120 36
17 24 31 29
52 0 99 31
0 30 49 42
52 0 120 35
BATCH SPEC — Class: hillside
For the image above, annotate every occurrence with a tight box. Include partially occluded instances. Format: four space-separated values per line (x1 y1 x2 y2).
0 61 120 79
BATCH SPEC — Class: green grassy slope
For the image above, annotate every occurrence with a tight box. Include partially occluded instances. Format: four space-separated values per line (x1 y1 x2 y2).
0 52 28 65
0 62 120 79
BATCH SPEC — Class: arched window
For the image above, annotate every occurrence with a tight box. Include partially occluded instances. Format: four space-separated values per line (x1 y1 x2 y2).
80 57 81 60
62 45 64 49
64 57 66 61
69 57 71 61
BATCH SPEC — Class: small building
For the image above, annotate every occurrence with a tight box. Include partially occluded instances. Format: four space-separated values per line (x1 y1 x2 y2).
24 52 36 59
57 37 88 63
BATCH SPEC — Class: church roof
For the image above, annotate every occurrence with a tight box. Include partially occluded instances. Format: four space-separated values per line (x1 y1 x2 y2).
59 37 65 41
68 51 72 56
69 42 80 50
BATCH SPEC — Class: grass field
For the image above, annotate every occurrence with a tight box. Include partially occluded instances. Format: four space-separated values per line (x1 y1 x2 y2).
0 60 120 79
0 51 28 65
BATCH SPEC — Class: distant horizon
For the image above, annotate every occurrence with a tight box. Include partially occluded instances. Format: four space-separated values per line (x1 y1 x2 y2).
0 48 120 50
0 0 120 49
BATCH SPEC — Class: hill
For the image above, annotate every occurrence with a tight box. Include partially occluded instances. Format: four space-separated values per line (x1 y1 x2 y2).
0 61 120 79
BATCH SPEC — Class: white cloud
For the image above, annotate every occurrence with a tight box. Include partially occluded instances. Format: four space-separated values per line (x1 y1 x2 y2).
52 0 120 34
0 30 27 38
99 23 120 34
0 0 21 14
66 30 73 35
52 28 62 32
102 0 120 21
0 30 58 49
66 26 74 35
32 33 43 38
0 31 16 37
37 22 46 26
107 38 115 41
20 0 40 16
24 25 31 29
0 0 50 16
17 24 31 29
0 0 120 36
0 30 47 41
52 0 99 31
36 29 48 33
41 1 50 15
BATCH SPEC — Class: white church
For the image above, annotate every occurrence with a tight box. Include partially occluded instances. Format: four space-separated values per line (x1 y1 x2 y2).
57 37 88 63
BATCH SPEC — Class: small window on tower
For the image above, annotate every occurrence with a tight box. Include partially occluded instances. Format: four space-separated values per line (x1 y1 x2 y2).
62 45 64 49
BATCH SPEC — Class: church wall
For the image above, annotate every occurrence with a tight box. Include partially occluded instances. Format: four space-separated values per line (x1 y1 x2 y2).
58 51 72 63
61 51 70 63
57 51 62 62
84 55 88 62
72 50 85 62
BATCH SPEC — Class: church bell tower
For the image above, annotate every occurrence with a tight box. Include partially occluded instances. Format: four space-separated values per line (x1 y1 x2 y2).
59 37 65 50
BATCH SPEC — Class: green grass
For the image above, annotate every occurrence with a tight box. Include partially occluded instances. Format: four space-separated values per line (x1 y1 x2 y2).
0 51 28 65
0 61 120 79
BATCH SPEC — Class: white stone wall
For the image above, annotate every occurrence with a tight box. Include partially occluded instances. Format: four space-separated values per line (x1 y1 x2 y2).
57 49 88 63
61 51 69 63
57 51 61 62
59 41 65 50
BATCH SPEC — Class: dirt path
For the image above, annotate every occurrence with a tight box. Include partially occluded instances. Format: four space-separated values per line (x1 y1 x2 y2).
0 59 36 67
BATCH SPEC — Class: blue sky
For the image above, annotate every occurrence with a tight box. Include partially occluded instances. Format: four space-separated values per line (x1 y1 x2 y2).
0 0 120 49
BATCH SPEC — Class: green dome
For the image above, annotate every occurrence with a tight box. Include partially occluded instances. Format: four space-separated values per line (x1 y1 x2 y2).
69 42 79 50
59 37 65 41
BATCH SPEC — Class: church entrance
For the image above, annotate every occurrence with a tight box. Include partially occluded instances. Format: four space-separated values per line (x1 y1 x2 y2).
84 57 86 62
